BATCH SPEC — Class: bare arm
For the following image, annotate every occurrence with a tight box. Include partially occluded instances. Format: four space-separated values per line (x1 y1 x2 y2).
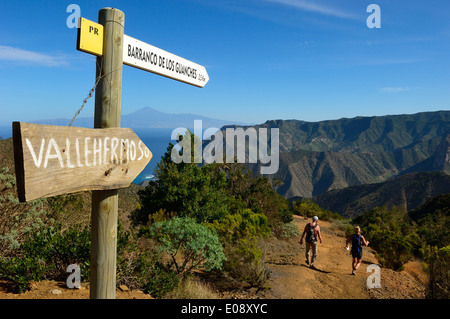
345 236 352 247
301 225 308 238
299 225 308 245
361 235 370 246
316 226 323 243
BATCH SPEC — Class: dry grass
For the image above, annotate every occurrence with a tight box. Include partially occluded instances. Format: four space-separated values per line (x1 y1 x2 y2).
165 277 219 299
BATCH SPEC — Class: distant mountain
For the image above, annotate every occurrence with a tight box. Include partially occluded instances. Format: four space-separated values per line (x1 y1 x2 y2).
399 134 450 176
311 171 450 219
33 106 248 129
215 111 450 199
408 192 450 222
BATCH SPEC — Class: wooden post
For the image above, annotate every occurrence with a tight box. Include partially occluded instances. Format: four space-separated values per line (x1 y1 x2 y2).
90 7 124 299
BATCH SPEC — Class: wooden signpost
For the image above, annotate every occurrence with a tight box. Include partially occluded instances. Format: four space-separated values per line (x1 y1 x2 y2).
12 7 209 299
13 122 152 202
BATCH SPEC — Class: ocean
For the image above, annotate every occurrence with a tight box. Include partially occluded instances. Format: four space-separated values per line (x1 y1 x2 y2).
0 125 174 186
131 128 174 184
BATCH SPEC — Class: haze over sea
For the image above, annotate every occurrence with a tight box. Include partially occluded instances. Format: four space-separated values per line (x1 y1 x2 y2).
0 125 174 185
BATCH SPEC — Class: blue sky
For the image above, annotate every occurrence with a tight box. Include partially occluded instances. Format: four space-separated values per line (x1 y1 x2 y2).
0 0 449 126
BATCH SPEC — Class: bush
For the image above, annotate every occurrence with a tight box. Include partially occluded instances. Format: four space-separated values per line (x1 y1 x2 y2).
344 223 355 238
0 167 51 257
131 137 294 287
132 141 293 232
141 262 179 298
219 163 292 227
371 229 413 270
292 199 342 221
131 143 230 226
421 245 450 299
416 209 449 248
0 255 46 293
0 221 182 297
142 217 226 278
353 206 421 270
115 224 182 298
272 221 300 239
210 209 271 285
0 226 91 293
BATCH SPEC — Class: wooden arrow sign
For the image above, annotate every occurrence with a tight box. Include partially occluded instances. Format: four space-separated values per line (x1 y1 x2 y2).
13 122 152 202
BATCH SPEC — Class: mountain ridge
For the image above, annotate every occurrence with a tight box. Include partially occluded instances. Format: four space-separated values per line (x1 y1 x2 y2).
219 110 450 201
311 171 450 218
32 106 249 129
22 109 450 217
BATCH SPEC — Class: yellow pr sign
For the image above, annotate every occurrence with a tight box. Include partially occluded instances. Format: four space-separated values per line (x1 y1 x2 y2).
77 17 104 56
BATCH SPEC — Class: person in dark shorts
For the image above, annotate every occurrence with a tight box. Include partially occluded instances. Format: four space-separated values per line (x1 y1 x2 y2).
345 226 369 275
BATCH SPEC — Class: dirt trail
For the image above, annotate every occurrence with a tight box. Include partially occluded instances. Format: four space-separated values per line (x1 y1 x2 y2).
262 216 376 299
0 215 426 299
261 216 426 299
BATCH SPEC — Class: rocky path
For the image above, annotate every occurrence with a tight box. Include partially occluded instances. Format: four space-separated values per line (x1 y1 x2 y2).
261 216 426 299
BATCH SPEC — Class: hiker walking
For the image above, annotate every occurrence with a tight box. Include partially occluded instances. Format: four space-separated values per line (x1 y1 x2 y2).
300 216 323 267
346 226 369 275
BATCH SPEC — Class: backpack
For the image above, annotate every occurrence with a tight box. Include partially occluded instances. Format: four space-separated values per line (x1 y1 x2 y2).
305 223 317 243
351 234 362 254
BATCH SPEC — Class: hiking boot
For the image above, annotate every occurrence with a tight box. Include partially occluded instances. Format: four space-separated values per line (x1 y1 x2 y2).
352 269 356 275
305 259 309 265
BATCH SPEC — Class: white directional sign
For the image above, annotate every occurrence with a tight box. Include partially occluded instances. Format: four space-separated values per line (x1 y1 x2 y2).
123 35 209 88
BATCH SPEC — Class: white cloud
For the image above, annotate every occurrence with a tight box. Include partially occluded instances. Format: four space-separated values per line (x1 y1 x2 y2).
262 0 358 20
0 45 69 67
380 87 411 93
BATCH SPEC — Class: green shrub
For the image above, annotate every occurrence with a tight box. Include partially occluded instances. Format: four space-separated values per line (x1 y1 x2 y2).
353 206 419 270
115 223 182 298
292 199 342 221
0 226 91 293
131 143 230 226
272 221 300 239
416 209 449 248
0 214 184 297
142 217 226 278
141 262 179 298
0 169 51 257
210 209 271 285
344 224 355 238
370 229 413 270
421 245 449 299
0 255 46 293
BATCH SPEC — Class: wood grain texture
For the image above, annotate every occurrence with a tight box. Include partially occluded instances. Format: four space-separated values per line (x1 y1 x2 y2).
12 122 151 202
90 189 119 299
94 7 125 129
90 7 125 300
